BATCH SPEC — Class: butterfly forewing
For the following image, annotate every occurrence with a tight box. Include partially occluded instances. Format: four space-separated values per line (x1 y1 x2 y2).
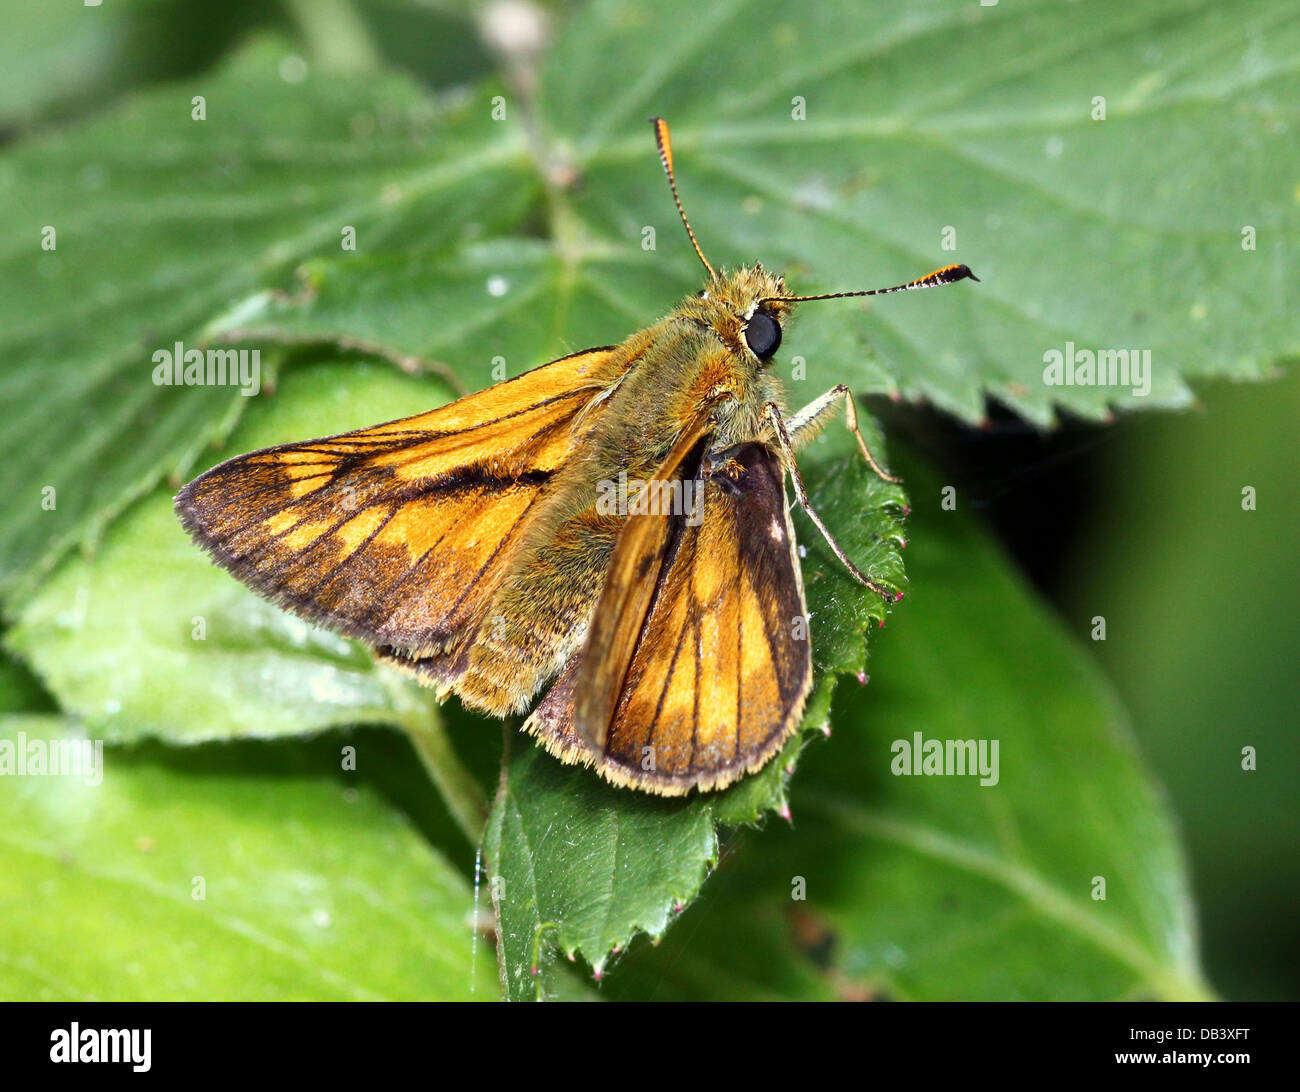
175 347 622 656
569 395 726 744
525 441 812 794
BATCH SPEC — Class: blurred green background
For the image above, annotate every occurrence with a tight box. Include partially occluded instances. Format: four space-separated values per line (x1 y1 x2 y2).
1 0 1295 1000
1072 370 1300 1000
888 364 1300 1000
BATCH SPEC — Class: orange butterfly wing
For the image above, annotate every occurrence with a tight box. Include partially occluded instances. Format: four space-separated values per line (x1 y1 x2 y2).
524 440 812 794
176 347 624 657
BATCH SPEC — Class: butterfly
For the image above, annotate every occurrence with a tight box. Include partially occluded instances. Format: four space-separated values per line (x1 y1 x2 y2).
176 117 977 795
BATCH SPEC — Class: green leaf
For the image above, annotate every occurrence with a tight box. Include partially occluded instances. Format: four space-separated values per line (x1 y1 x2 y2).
483 422 905 1000
538 0 1298 423
9 345 905 996
0 37 534 610
8 361 455 748
0 716 494 1000
602 453 1212 1001
490 772 844 1001
484 742 716 1000
597 826 843 1001
7 358 491 844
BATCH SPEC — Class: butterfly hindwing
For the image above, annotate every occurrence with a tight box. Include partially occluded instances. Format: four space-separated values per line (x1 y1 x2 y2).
175 347 623 656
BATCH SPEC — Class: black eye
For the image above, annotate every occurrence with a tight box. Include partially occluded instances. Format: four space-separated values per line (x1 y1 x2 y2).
744 310 781 360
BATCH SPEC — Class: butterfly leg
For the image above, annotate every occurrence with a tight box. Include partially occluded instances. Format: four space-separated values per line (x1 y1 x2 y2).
785 383 901 483
764 401 901 603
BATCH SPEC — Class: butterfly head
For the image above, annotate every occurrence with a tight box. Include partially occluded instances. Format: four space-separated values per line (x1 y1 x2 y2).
650 116 978 369
684 264 794 366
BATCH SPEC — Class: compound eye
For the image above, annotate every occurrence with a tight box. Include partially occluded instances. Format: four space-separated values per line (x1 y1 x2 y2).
743 309 782 360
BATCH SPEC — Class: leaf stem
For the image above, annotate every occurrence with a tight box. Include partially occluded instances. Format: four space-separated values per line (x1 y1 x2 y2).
398 700 488 846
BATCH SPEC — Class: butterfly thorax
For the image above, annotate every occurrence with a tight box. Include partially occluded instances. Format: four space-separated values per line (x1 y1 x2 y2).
614 264 798 456
432 266 796 711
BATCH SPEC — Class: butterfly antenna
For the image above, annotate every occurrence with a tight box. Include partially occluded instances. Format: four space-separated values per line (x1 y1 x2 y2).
762 263 979 304
650 117 716 280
